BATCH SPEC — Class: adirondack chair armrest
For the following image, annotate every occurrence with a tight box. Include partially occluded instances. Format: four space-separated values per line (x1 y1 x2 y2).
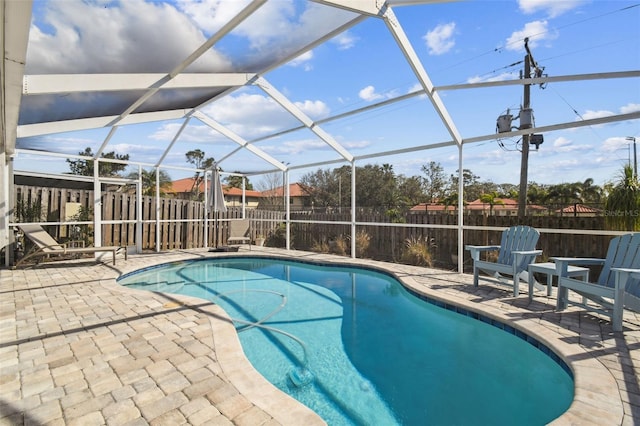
512 250 542 271
551 257 605 277
465 245 501 261
512 249 542 256
611 267 640 289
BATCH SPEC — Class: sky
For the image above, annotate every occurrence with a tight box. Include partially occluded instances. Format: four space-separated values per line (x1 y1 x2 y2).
14 0 640 189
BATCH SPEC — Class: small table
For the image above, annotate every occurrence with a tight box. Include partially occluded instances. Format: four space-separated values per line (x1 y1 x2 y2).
528 262 589 300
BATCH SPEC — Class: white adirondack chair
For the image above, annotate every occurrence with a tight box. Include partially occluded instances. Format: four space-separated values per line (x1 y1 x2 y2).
466 225 542 296
554 232 640 332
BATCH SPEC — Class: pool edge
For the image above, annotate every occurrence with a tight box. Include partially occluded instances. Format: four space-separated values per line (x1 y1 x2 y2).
109 250 625 425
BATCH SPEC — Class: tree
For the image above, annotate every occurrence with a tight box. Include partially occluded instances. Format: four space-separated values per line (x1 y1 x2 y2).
579 178 603 203
397 175 425 208
299 168 337 209
225 173 253 190
66 147 129 177
604 164 640 231
185 149 215 199
527 183 549 205
479 191 505 216
439 192 462 211
257 172 285 210
126 168 173 196
449 169 482 201
421 161 446 203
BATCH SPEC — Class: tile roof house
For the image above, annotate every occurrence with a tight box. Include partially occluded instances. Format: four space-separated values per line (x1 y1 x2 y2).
555 203 602 217
259 183 312 211
168 179 310 210
410 198 547 216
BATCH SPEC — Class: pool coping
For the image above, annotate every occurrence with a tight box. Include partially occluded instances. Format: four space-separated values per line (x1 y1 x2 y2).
106 248 634 425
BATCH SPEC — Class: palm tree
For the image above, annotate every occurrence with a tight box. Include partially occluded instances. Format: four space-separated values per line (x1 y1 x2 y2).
127 169 172 196
604 164 640 231
579 178 603 204
479 192 505 216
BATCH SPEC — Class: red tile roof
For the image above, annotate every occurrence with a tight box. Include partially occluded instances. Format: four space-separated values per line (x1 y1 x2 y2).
556 204 602 214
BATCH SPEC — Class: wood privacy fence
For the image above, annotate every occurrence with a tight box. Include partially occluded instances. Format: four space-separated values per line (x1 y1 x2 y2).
14 185 614 270
13 185 284 251
289 212 611 271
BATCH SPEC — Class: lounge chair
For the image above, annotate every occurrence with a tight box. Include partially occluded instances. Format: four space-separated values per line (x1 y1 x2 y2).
554 233 640 332
465 225 542 296
227 219 251 250
14 224 126 268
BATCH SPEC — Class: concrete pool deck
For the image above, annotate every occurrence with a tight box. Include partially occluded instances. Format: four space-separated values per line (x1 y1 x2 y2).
1 247 638 425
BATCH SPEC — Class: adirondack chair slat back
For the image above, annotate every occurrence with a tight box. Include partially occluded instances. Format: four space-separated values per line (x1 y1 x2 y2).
497 225 540 269
599 233 640 290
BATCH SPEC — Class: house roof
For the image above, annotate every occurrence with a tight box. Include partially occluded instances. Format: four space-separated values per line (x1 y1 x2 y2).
261 183 310 198
168 177 280 198
556 204 602 214
410 198 547 211
169 177 203 194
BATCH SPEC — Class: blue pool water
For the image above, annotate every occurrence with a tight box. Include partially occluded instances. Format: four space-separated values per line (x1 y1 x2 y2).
118 257 573 425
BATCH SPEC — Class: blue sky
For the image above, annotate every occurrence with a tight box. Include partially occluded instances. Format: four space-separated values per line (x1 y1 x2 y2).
16 0 640 189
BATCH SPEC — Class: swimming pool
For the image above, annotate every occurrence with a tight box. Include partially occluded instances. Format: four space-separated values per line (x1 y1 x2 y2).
118 256 573 425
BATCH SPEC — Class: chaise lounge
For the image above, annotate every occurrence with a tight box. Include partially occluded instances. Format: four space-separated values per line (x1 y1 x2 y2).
14 223 126 268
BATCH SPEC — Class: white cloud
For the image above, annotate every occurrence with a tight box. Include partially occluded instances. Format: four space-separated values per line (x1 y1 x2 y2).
581 109 615 121
176 0 253 34
294 100 330 118
359 86 383 102
358 85 397 102
602 136 633 153
553 137 572 148
423 22 456 55
621 103 640 114
27 0 231 73
288 50 314 70
195 92 331 139
467 71 519 84
332 31 358 50
504 20 557 52
261 137 369 156
518 0 585 18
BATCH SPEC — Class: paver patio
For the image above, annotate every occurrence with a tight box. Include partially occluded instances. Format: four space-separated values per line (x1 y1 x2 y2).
1 247 638 425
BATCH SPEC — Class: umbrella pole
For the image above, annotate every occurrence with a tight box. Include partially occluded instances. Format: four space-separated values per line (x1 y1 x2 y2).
215 210 219 248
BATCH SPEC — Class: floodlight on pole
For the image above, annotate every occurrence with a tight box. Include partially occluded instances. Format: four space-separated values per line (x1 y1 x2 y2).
626 136 637 178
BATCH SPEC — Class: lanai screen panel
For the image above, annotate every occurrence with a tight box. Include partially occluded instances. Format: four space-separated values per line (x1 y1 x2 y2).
9 0 639 186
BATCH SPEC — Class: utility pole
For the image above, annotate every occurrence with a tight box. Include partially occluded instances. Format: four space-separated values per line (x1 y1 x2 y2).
517 38 532 219
627 136 637 179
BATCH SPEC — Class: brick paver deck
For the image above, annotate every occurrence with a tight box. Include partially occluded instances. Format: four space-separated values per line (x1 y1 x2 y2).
1 247 638 425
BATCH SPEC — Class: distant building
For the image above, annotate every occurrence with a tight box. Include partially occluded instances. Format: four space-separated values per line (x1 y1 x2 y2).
410 198 546 216
167 177 204 199
409 202 456 215
224 186 262 209
168 179 310 210
259 183 312 211
555 203 602 217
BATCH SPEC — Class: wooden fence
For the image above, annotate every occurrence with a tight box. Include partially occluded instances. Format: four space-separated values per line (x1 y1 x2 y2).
289 212 611 271
13 184 616 271
13 185 284 251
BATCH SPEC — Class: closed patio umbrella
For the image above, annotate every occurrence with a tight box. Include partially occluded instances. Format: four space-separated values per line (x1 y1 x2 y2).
208 166 227 247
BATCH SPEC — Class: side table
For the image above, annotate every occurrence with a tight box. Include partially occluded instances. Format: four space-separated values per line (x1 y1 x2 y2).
528 262 589 300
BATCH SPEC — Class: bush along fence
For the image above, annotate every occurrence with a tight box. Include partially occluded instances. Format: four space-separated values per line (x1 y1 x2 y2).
12 185 616 271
